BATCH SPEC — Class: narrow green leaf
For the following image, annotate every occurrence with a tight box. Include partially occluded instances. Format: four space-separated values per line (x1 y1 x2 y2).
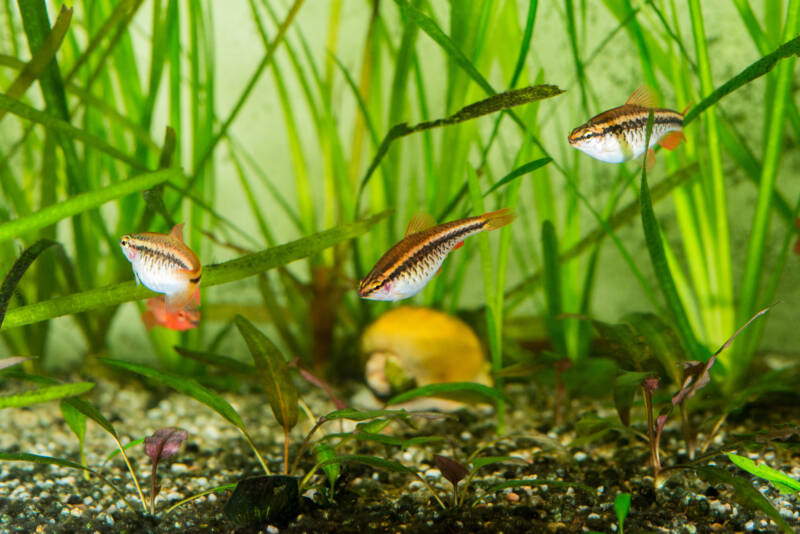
0 6 71 121
0 169 180 245
694 466 794 534
234 315 298 430
386 382 506 406
60 400 86 449
0 382 94 409
728 453 800 494
683 36 800 125
316 454 417 477
1 212 389 330
639 110 704 360
614 492 631 534
470 456 527 471
0 92 146 170
61 397 118 438
173 346 254 375
103 438 146 466
357 85 562 199
102 358 246 431
322 432 444 449
0 451 88 471
541 221 565 356
483 158 550 197
322 408 413 422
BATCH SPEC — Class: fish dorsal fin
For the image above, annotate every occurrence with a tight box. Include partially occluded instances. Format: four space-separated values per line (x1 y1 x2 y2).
625 85 656 108
169 223 185 243
405 213 436 236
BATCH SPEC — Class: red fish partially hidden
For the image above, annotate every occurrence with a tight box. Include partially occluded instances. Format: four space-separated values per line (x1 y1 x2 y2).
141 289 201 331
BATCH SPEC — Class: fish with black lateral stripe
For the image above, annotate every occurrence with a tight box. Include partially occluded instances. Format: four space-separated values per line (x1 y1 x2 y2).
568 86 687 170
119 223 202 312
359 209 515 301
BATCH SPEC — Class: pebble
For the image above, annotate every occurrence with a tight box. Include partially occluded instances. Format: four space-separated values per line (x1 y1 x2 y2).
170 463 190 473
573 451 587 462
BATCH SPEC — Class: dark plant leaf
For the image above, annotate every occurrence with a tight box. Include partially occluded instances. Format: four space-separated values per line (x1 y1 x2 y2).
0 239 58 329
223 476 300 528
145 428 188 463
694 466 794 533
613 371 652 427
434 455 468 487
234 315 298 431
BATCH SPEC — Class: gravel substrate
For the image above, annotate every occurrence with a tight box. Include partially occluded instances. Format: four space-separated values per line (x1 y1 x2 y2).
1 379 798 533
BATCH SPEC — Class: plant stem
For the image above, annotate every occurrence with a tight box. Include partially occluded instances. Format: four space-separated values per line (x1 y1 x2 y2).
641 386 660 486
113 436 147 512
239 429 271 475
283 426 290 475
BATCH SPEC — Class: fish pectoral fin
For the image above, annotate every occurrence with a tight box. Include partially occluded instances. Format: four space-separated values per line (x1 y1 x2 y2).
169 222 186 243
405 212 437 236
452 241 464 251
658 131 685 151
645 149 656 172
165 288 195 313
625 85 656 108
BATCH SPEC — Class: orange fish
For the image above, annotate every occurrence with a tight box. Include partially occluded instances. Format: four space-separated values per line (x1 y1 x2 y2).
141 290 201 331
119 223 202 311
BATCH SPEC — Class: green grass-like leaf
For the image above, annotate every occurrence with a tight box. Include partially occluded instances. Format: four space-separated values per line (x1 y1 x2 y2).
614 492 631 534
0 239 59 329
0 169 180 245
695 466 794 534
728 453 800 495
386 382 506 406
0 382 94 409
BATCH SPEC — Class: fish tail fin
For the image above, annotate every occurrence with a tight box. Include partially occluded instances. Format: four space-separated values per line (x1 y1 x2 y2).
481 208 515 231
658 131 685 151
166 286 196 312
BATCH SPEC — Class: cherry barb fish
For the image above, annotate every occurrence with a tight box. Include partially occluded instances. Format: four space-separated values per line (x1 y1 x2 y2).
568 86 687 170
119 223 202 312
358 209 515 301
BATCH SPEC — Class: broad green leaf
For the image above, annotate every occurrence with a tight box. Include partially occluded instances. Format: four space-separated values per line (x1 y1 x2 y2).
694 466 794 533
613 371 652 427
234 315 298 430
0 240 59 329
1 212 389 330
728 453 800 494
386 382 506 406
60 400 86 457
0 382 94 409
314 442 339 495
102 358 246 431
315 454 417 478
173 346 254 375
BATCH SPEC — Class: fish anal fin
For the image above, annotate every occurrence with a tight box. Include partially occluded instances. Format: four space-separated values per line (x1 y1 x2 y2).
481 208 515 231
141 311 157 331
405 212 436 236
645 149 656 171
625 85 656 108
169 222 185 243
166 287 194 312
658 131 685 151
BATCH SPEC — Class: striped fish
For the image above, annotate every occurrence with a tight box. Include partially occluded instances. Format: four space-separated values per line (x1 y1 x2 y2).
568 86 686 169
359 209 515 301
119 223 202 311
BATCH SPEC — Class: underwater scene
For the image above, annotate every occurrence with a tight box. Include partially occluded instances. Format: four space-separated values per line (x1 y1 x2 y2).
0 0 799 532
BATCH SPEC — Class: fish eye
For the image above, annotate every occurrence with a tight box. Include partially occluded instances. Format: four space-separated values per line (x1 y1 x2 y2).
119 238 128 247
